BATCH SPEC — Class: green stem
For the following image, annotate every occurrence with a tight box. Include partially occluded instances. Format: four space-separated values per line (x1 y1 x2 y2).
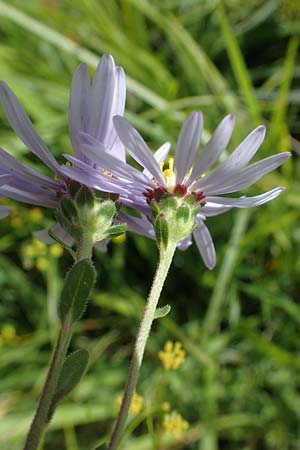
108 243 176 450
23 317 73 450
23 235 93 450
76 231 94 261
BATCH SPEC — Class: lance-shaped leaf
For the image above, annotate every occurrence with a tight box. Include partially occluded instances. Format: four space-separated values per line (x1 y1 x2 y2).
55 349 89 400
60 259 96 323
47 349 89 423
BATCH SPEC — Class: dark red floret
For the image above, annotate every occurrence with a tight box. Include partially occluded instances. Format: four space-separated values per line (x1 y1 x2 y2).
173 183 187 197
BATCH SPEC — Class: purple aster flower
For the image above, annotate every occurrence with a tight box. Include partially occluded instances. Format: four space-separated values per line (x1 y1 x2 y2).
0 54 126 241
66 112 290 269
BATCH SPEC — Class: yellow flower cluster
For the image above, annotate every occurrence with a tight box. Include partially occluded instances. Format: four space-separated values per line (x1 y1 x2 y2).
10 207 44 229
116 392 143 415
162 411 189 438
1 324 16 342
22 239 63 272
158 341 186 370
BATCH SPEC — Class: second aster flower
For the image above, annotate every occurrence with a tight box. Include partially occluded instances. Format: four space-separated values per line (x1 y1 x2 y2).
68 112 290 269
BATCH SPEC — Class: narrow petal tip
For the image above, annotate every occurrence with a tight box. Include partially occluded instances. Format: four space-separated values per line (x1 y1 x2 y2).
0 81 10 97
223 114 235 127
255 124 266 136
100 53 115 68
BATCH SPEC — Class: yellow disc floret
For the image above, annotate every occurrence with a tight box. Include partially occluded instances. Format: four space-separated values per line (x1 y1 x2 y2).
160 157 176 191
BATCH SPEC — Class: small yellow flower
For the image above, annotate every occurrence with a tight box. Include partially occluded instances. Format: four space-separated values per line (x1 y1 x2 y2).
33 240 46 251
22 239 63 272
49 244 63 258
116 392 143 415
1 324 16 342
36 257 49 272
23 244 36 259
162 411 189 439
11 216 23 228
112 233 126 244
158 341 186 370
29 208 43 223
161 402 171 412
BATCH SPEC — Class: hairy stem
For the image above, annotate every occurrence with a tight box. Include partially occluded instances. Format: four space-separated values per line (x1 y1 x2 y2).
23 235 93 450
108 243 176 450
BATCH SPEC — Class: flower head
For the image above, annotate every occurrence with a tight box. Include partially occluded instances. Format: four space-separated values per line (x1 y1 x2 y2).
0 54 125 205
158 341 186 371
0 54 126 245
68 111 290 268
162 411 189 438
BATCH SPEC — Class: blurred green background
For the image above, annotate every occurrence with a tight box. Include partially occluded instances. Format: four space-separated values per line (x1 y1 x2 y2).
0 0 299 449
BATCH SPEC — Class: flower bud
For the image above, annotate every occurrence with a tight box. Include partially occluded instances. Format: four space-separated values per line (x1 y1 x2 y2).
57 184 126 245
150 193 201 251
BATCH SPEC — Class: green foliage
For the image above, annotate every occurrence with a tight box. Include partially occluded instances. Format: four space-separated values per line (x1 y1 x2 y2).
60 259 96 323
0 0 299 449
154 304 171 319
53 349 90 406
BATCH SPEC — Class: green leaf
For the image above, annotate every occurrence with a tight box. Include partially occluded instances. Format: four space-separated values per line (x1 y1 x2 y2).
55 349 89 400
175 204 190 223
60 197 78 223
154 304 171 319
217 2 262 125
106 224 127 238
75 187 95 209
47 350 89 423
154 215 169 250
60 259 96 323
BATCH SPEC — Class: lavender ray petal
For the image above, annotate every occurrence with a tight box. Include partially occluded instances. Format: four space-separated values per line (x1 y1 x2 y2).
193 220 216 270
33 228 56 244
143 141 170 179
206 187 284 208
0 174 12 185
194 152 290 194
188 114 235 184
201 203 233 217
113 116 166 186
0 82 60 174
72 137 152 187
50 223 74 247
61 164 135 195
69 63 91 160
177 235 193 251
4 175 59 198
86 54 116 142
120 196 151 215
0 148 61 190
94 239 109 252
174 111 203 184
0 185 58 207
105 66 126 157
110 136 126 162
118 212 155 240
219 125 266 171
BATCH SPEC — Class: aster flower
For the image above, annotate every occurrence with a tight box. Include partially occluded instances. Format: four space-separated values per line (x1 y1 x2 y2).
67 112 290 269
0 54 126 243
